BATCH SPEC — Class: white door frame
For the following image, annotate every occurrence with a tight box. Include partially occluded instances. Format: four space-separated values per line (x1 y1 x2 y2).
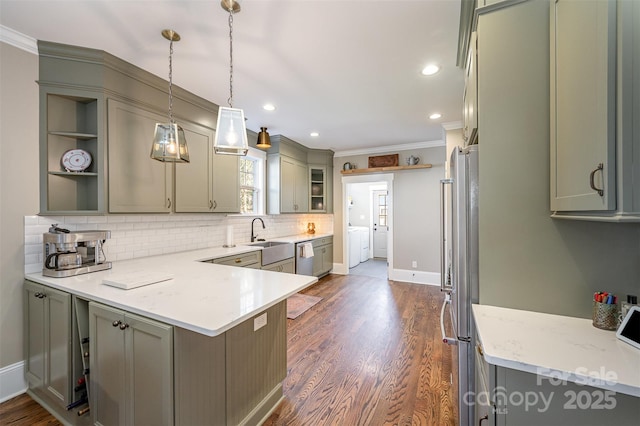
342 173 394 276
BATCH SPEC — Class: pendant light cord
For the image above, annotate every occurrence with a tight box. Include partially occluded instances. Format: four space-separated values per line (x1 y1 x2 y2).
228 9 234 108
168 39 175 123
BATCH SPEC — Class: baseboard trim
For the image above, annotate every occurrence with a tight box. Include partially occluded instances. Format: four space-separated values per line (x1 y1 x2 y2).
332 262 440 286
0 361 27 403
389 269 440 286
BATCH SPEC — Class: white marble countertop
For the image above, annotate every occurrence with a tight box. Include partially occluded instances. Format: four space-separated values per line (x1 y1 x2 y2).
473 304 640 397
26 244 318 337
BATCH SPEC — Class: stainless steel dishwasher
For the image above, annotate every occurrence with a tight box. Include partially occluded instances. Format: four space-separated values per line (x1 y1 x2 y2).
295 240 314 275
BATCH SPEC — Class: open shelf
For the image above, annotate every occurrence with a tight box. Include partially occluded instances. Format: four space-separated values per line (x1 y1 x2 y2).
42 92 102 214
340 164 432 175
49 131 98 140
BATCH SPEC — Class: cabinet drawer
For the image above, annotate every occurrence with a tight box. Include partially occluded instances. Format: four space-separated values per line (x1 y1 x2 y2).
312 236 333 249
212 251 261 267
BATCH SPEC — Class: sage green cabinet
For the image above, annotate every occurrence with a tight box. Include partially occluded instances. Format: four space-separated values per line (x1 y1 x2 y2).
210 250 261 268
24 281 74 409
550 0 616 213
281 156 309 213
262 257 295 273
175 127 240 213
462 31 478 144
39 87 106 215
107 99 173 213
312 236 333 277
309 166 327 212
89 302 173 426
267 135 311 214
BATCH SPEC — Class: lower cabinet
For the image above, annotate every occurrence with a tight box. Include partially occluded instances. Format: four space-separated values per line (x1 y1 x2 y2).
312 236 333 277
174 300 287 425
24 281 74 409
262 257 295 273
89 302 173 426
210 250 261 268
475 343 640 425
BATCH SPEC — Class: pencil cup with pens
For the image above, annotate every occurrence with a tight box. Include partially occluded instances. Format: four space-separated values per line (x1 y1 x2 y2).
592 292 618 330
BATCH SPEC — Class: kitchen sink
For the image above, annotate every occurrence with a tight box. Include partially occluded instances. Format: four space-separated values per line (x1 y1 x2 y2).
249 241 294 266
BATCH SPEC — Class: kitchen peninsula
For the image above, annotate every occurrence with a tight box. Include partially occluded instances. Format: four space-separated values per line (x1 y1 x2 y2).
24 245 318 425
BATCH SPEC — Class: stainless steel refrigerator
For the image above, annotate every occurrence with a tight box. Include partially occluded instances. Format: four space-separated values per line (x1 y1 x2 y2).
440 145 479 426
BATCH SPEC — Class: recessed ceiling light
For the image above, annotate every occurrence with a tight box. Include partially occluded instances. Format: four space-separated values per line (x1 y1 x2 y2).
421 64 440 76
263 104 276 111
429 113 442 120
310 132 319 137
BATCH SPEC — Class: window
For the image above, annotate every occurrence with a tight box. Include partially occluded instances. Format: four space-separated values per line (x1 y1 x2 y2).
239 147 265 214
377 193 388 226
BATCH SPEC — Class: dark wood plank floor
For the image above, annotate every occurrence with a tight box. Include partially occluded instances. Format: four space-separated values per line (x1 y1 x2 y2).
0 273 455 426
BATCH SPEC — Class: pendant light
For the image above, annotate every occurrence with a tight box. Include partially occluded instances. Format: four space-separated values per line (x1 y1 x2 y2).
256 127 271 149
151 29 190 163
214 0 249 156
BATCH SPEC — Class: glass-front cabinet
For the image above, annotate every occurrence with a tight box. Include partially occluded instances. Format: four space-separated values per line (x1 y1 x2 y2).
309 166 326 212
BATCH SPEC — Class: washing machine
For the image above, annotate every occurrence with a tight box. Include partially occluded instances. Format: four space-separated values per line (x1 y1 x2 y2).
359 227 370 262
348 227 360 268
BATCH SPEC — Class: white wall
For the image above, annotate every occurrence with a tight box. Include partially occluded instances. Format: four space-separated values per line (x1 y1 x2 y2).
0 41 39 369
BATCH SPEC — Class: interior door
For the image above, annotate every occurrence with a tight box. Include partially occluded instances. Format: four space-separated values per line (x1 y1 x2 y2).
372 190 388 258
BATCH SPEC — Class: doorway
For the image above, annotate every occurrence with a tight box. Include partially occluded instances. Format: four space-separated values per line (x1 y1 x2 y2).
342 174 393 279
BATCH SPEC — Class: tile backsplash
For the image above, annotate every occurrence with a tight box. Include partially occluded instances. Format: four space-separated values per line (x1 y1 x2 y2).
25 213 333 273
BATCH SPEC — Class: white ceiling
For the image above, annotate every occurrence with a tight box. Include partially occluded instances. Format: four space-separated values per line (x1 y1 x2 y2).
0 0 464 153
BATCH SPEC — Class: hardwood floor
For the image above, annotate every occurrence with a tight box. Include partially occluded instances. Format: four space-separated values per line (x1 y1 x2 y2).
265 274 455 425
0 274 455 425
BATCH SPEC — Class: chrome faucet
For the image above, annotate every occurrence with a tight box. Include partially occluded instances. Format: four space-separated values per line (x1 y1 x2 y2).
251 218 265 242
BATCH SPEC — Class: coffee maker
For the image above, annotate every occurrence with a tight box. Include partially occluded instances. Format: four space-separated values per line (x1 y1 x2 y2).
43 224 112 278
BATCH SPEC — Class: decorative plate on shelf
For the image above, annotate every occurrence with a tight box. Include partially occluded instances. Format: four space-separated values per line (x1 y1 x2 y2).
61 149 92 172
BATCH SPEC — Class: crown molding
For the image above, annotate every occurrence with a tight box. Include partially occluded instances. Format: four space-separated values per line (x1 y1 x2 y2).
333 139 444 158
441 121 463 131
0 25 37 55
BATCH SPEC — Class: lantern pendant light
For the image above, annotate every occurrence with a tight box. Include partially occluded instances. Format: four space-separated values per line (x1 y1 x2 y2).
151 29 190 163
256 127 271 149
214 0 249 156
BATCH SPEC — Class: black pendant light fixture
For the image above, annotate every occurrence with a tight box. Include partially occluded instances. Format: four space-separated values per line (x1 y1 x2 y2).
214 0 249 156
151 29 190 163
256 127 271 149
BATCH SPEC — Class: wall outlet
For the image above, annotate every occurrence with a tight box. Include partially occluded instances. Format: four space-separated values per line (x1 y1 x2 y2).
254 312 267 331
412 260 417 268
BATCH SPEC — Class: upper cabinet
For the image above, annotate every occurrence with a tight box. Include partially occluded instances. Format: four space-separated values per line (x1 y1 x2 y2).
309 167 327 212
550 0 640 220
266 135 334 214
462 32 478 145
550 0 616 213
39 87 106 214
38 41 223 215
107 100 174 213
174 126 240 213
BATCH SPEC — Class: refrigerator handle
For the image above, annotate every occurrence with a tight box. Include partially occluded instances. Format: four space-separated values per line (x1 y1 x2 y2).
440 178 454 293
440 294 458 345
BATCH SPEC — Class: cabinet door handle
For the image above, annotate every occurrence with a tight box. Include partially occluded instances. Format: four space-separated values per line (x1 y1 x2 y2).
112 320 121 327
209 200 214 209
167 198 172 208
589 163 604 196
119 323 129 330
213 200 217 210
235 258 242 264
34 292 46 299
